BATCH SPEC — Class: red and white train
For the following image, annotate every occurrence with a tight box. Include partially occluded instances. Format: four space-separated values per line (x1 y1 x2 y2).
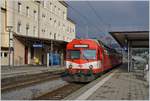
65 39 122 82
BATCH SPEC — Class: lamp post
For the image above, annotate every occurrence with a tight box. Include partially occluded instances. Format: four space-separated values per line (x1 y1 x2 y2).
7 26 13 67
50 39 53 67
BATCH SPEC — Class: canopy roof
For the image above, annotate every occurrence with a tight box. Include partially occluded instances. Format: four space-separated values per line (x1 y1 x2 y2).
109 31 149 48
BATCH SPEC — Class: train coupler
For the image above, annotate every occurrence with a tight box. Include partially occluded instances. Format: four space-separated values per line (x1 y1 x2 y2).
86 69 94 76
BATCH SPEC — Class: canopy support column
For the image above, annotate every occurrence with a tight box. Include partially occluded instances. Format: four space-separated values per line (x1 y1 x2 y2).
128 41 130 72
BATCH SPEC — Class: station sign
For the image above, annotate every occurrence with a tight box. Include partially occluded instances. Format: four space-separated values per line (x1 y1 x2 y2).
74 44 88 48
33 44 43 48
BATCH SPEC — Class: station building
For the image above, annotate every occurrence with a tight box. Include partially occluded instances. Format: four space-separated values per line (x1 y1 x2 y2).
1 0 76 66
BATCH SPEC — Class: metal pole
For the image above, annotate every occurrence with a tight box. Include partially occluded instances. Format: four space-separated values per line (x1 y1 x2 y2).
50 40 53 67
130 46 132 71
8 29 10 67
7 26 13 67
47 52 49 67
128 41 130 72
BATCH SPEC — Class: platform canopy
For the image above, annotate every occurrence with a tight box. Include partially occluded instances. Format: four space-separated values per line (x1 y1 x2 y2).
109 30 149 72
109 31 149 48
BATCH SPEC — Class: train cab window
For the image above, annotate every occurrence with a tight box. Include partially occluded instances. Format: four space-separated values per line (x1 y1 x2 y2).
82 50 96 60
67 50 80 59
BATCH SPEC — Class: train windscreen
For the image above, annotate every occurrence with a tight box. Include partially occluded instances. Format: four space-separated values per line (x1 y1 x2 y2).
82 50 96 60
67 50 80 59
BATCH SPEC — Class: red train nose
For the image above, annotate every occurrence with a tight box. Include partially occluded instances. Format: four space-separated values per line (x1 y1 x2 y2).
78 64 83 68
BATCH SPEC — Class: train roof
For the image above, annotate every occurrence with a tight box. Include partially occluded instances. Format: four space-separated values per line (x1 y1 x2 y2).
90 39 120 54
71 39 121 54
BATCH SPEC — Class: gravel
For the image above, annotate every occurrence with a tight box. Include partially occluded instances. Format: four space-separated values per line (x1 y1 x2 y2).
1 78 68 100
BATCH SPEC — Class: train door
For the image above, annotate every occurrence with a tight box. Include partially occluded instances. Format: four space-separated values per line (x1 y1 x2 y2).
99 48 104 72
42 54 44 65
102 49 105 71
97 49 101 68
103 49 108 71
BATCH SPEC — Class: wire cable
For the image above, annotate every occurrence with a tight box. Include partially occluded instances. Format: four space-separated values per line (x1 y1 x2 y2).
67 3 104 38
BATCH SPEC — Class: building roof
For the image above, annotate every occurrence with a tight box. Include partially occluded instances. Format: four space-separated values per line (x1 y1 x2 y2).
67 17 76 24
13 33 68 47
109 31 149 48
59 1 68 8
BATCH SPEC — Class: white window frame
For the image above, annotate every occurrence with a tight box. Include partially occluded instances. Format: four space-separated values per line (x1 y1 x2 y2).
33 10 37 20
54 33 56 40
26 6 29 16
33 26 36 36
17 22 21 33
26 24 29 35
18 2 21 13
50 2 52 11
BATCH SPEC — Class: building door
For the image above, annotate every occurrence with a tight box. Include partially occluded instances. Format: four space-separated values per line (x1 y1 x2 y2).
42 54 44 65
25 46 28 64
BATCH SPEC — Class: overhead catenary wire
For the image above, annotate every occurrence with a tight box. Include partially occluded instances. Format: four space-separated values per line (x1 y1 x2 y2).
67 3 104 39
86 1 111 32
86 1 116 46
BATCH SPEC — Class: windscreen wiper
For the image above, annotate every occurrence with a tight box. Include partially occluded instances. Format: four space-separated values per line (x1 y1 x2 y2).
82 54 89 61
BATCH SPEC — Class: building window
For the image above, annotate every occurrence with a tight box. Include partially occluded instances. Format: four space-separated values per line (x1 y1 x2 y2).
54 20 56 26
26 24 29 35
18 2 21 13
49 32 52 38
42 13 45 18
4 52 8 57
58 21 60 27
70 27 71 33
58 8 60 15
54 33 56 40
42 29 45 33
63 11 66 19
50 2 52 11
17 22 21 33
72 28 74 32
42 1 45 8
26 6 29 16
33 26 36 36
67 26 69 32
33 10 37 20
63 24 65 31
53 5 56 12
1 52 3 57
55 5 56 12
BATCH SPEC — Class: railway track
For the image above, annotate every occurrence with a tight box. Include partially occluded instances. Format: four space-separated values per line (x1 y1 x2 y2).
1 71 63 92
33 68 117 100
2 67 119 100
34 83 86 100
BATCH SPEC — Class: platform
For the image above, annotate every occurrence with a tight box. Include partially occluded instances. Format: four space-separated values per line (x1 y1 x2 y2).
64 63 149 100
1 65 65 79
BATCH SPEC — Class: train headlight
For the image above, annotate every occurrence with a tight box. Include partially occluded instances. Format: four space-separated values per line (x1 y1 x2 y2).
89 65 93 69
69 64 72 69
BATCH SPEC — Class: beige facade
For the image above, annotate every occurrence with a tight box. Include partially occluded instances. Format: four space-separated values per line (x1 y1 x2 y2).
13 37 25 65
1 0 76 66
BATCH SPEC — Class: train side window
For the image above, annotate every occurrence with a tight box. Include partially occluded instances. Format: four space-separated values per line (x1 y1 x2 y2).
104 50 108 55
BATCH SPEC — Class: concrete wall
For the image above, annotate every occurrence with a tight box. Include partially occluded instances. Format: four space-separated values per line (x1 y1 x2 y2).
1 0 76 66
6 0 75 42
14 38 25 65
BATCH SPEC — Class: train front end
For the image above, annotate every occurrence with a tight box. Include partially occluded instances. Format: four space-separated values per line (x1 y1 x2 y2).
65 39 102 82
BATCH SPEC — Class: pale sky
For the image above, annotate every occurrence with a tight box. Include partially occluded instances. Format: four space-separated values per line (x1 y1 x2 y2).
67 1 149 46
